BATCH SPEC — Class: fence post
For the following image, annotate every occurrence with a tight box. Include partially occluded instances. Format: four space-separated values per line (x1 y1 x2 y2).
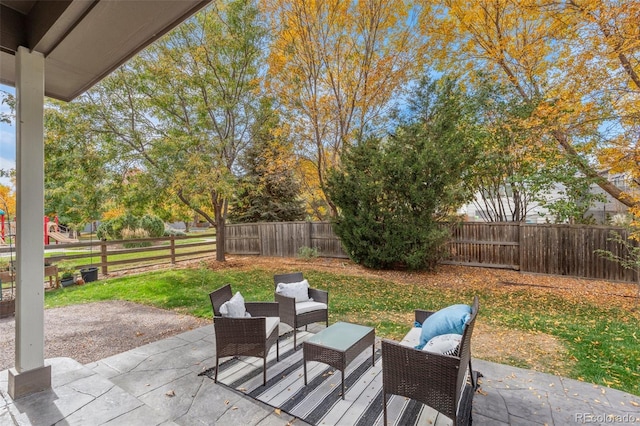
100 241 108 276
306 221 312 249
170 235 176 264
518 222 524 272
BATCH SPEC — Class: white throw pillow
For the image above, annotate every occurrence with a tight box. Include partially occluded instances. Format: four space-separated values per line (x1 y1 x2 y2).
423 333 462 356
276 279 310 303
219 291 248 318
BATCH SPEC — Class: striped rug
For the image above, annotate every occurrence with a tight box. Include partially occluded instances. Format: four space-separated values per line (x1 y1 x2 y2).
201 331 453 426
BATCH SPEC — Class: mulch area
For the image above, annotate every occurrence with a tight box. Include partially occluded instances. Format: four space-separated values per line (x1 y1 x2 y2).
197 255 639 311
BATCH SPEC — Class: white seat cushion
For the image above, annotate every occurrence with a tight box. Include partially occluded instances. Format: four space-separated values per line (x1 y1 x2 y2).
400 327 421 347
295 301 327 315
266 317 280 336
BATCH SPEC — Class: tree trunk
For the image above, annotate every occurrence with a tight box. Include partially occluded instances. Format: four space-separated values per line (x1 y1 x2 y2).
552 129 635 208
215 206 226 262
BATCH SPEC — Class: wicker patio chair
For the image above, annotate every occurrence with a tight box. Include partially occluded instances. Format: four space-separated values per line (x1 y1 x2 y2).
381 296 480 426
273 272 328 350
209 284 280 386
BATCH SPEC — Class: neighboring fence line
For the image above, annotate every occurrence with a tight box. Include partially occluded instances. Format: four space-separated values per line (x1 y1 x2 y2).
0 233 217 278
225 221 638 282
443 222 638 282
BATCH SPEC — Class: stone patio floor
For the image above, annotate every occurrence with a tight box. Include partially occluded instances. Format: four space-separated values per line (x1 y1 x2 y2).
0 323 638 425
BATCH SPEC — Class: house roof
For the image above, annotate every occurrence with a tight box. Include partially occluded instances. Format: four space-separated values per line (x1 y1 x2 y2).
0 0 211 101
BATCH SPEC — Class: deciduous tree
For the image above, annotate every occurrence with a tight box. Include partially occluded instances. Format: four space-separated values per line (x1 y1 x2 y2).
132 0 266 260
465 77 605 223
262 0 427 216
44 100 112 227
70 1 266 261
424 0 639 212
0 185 15 218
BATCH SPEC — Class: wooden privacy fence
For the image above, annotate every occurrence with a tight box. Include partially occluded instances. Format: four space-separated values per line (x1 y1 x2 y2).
444 222 637 282
445 222 521 270
520 224 636 282
225 221 347 258
226 221 638 282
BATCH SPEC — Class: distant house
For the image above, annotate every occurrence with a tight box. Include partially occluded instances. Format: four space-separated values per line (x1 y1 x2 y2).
460 172 631 224
584 173 631 224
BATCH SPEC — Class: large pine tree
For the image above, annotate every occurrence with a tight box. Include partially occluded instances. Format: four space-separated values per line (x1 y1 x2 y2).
229 101 306 223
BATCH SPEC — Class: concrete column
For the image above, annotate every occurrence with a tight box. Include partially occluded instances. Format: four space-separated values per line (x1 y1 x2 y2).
8 46 51 399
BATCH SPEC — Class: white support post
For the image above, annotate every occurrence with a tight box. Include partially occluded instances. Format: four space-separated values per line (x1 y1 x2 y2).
8 46 51 399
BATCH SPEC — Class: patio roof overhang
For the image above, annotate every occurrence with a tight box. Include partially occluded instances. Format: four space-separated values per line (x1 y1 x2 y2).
0 0 211 101
0 0 212 400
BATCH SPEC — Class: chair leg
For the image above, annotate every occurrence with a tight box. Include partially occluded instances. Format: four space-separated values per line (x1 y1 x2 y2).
383 392 388 426
276 338 280 361
214 356 220 383
293 328 297 350
263 356 267 386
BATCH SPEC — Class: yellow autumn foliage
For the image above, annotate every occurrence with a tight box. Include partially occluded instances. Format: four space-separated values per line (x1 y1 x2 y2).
423 0 640 213
0 185 16 218
261 0 427 215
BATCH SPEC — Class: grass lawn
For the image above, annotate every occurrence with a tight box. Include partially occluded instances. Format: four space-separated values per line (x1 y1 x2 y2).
44 258 640 397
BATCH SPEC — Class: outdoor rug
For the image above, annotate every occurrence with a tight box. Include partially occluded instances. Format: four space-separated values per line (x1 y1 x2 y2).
200 331 453 426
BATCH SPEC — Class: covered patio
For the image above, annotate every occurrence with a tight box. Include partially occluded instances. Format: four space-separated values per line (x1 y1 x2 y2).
1 322 638 425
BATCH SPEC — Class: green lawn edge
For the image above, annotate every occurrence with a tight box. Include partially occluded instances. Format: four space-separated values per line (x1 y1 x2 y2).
44 267 640 396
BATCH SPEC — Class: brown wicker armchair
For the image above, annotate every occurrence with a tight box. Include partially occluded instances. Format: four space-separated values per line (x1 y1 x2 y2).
209 284 280 386
381 296 480 426
273 272 328 350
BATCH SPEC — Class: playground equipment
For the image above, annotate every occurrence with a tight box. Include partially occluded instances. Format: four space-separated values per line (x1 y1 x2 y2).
0 215 80 245
44 216 79 244
0 209 5 245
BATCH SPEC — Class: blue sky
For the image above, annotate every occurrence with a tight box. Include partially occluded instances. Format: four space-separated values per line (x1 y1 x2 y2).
1 84 16 188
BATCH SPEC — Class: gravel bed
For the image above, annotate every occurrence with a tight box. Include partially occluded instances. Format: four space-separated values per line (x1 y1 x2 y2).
0 301 209 371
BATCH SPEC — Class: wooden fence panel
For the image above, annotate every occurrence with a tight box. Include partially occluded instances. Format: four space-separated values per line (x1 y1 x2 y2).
310 222 348 258
258 222 310 257
225 223 260 255
225 222 347 258
519 225 637 281
444 222 520 269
